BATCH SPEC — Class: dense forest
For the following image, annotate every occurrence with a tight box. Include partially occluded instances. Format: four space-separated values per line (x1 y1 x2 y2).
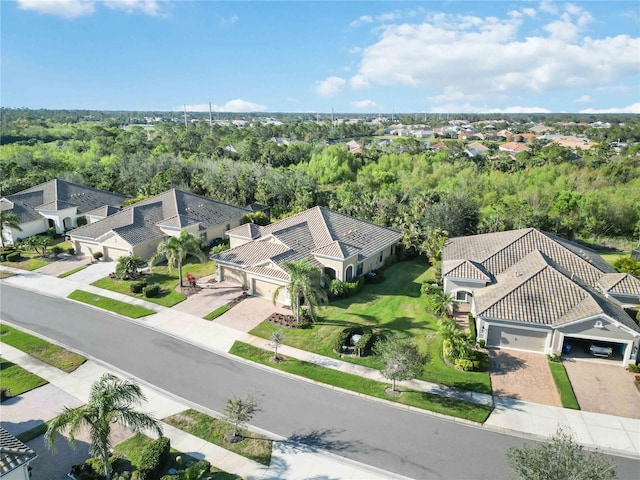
1 109 639 251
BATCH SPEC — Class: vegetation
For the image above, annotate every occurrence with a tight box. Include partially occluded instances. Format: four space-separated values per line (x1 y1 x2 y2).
115 254 146 280
68 289 155 319
230 341 493 422
548 362 580 410
224 394 261 441
374 335 426 392
151 231 206 287
164 409 272 466
45 373 163 480
58 265 87 278
0 357 48 396
506 427 616 480
273 258 329 324
0 323 85 372
203 305 230 320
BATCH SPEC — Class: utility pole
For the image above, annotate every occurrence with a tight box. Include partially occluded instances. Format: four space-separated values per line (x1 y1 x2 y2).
183 105 188 129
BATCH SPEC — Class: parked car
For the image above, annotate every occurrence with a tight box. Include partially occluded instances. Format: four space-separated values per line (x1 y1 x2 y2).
588 342 613 358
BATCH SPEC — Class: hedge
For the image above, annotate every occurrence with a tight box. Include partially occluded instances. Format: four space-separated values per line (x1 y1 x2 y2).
138 436 170 480
144 283 161 298
335 326 375 356
131 280 147 294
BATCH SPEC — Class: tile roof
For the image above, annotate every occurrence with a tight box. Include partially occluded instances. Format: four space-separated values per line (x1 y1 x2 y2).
474 251 639 331
217 206 402 281
1 179 128 223
0 427 37 475
442 259 491 282
598 273 640 297
85 205 121 217
69 189 249 247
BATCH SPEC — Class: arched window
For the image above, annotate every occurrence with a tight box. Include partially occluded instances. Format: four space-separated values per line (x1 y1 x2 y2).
345 265 354 281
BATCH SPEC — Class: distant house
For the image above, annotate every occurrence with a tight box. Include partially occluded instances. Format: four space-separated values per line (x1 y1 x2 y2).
458 131 484 141
465 141 489 157
68 189 249 261
499 142 530 154
0 427 38 480
214 206 402 304
430 141 448 151
529 123 553 134
345 140 362 154
0 179 127 245
551 137 597 150
442 228 640 365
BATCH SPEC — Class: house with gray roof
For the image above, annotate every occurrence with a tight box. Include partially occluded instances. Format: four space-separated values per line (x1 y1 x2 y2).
214 206 402 304
0 179 128 245
442 228 640 365
0 427 37 480
68 189 249 261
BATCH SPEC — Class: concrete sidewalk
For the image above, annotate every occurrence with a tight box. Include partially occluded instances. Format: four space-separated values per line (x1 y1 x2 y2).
2 265 639 460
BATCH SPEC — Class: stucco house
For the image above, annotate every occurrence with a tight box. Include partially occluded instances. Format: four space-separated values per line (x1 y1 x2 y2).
0 427 37 480
214 206 402 304
442 228 640 366
68 189 249 261
0 179 128 245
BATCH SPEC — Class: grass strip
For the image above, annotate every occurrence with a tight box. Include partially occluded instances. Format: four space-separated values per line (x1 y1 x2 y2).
58 266 87 278
203 305 230 320
0 323 85 373
68 289 155 319
549 362 580 410
16 422 51 443
0 271 15 279
0 357 48 395
164 409 272 466
230 341 493 423
114 434 239 479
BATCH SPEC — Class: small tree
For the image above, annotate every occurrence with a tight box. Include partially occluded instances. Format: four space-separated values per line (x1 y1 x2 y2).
224 394 261 442
269 331 284 361
150 231 206 287
506 427 616 480
374 335 426 392
115 254 145 280
426 290 458 317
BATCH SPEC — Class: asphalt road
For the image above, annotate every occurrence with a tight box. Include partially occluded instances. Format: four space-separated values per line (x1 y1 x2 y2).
1 285 638 479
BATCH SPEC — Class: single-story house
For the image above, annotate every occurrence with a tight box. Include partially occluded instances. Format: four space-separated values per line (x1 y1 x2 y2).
442 228 640 365
68 189 250 261
214 206 402 305
0 179 128 245
0 427 38 480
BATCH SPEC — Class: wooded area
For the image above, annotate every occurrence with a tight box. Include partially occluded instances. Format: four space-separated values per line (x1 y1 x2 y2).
2 109 639 249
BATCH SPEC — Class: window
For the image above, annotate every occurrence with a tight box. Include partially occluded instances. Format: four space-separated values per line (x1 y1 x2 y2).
356 263 363 276
456 291 467 302
225 224 231 231
379 252 383 263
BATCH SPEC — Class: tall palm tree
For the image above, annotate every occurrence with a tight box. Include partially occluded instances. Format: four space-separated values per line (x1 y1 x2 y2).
273 258 329 324
150 231 206 287
426 290 458 317
45 373 163 480
0 211 22 248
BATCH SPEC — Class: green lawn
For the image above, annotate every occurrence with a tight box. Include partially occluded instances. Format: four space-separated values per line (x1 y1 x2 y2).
114 434 238 479
1 254 50 271
92 257 215 307
204 305 230 320
549 362 580 410
68 290 155 319
230 341 493 423
599 252 625 268
0 357 48 395
58 265 88 278
0 323 85 372
164 409 272 466
250 258 492 394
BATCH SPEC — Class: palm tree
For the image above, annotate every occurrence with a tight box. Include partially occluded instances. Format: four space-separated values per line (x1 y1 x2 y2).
273 258 329 324
426 290 458 317
45 373 163 480
0 211 22 248
150 231 206 287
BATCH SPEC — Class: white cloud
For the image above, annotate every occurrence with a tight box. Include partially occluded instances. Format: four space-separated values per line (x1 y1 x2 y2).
220 14 239 26
348 9 639 102
350 15 372 28
351 99 380 109
574 95 592 103
103 0 163 16
17 0 95 19
540 0 559 15
313 76 346 97
429 104 551 114
580 103 640 114
180 99 267 112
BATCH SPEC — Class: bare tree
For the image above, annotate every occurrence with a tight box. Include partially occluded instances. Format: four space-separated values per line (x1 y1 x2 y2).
270 331 284 362
224 394 261 442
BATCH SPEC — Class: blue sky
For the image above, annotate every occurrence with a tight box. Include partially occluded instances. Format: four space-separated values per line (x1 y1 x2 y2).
2 0 639 113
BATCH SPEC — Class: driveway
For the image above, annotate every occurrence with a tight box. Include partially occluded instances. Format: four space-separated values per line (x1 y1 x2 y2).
63 259 116 284
34 253 91 277
489 349 562 407
213 295 289 332
563 359 640 418
171 280 244 317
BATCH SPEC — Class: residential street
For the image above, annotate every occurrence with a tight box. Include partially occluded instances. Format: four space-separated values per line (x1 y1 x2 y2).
1 285 639 479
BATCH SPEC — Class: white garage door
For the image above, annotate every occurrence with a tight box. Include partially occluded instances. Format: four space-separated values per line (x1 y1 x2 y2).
253 278 286 303
103 247 128 261
487 326 548 352
221 267 246 286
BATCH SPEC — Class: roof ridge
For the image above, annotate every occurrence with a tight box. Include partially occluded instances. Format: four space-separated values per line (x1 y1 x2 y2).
481 227 533 264
535 229 610 278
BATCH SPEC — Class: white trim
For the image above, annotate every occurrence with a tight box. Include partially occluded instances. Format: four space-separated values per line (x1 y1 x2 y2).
443 276 488 285
558 332 633 365
557 314 640 338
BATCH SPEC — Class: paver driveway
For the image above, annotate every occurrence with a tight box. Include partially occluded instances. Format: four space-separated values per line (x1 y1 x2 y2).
171 280 244 317
213 295 289 332
563 359 640 418
490 349 562 407
33 253 90 277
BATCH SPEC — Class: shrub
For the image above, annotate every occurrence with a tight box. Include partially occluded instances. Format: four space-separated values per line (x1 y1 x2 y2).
210 241 230 255
84 455 118 477
93 251 103 261
335 326 372 353
51 246 64 255
384 254 398 268
628 364 639 373
329 279 348 298
354 331 376 357
131 280 147 294
0 254 5 262
454 358 475 371
144 283 161 298
478 339 486 348
7 251 21 262
468 313 477 342
138 436 170 480
548 353 562 363
67 247 75 255
47 227 56 238
421 282 442 296
76 216 87 227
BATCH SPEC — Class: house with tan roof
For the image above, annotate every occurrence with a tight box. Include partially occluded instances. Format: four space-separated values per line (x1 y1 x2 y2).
0 427 37 479
213 206 402 304
498 142 530 154
0 179 127 245
68 189 249 261
442 228 640 365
